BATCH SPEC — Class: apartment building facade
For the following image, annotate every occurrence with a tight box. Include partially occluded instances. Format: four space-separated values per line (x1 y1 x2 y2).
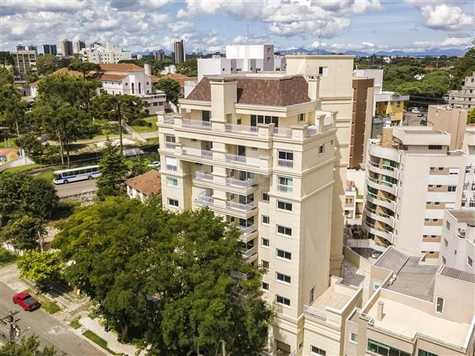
80 42 132 64
286 55 355 274
158 73 337 355
440 209 475 273
59 39 73 57
364 126 466 259
449 72 475 111
12 46 37 80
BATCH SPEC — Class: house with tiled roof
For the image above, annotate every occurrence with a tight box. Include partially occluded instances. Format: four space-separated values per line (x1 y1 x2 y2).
126 170 161 202
31 63 166 114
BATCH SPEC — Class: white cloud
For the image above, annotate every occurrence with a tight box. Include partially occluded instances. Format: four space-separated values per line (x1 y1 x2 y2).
0 0 86 15
421 4 474 30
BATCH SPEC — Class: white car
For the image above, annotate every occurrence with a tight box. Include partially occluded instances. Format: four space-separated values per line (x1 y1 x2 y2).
148 161 161 169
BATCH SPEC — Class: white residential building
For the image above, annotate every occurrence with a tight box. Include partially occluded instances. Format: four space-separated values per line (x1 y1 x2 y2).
158 72 338 355
440 209 475 273
80 42 132 64
197 44 286 80
364 126 466 260
449 72 475 111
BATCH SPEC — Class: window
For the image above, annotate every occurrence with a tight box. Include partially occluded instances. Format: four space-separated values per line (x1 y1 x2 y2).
276 272 291 284
277 225 292 236
276 295 290 306
446 221 451 230
262 260 269 269
278 151 294 167
278 176 293 193
311 346 326 355
468 256 473 267
165 156 177 171
367 339 410 356
262 238 270 247
262 282 269 290
319 144 325 153
277 200 292 211
262 215 270 224
168 199 179 207
350 333 357 343
309 287 315 304
448 185 456 192
167 177 178 187
318 66 328 77
428 145 442 150
298 113 305 122
276 249 291 260
202 110 211 122
418 350 438 356
262 192 269 201
436 297 444 313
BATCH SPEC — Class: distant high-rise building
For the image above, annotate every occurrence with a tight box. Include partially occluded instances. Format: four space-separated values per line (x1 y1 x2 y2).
153 49 165 61
173 40 184 64
11 49 37 80
60 39 74 57
43 44 57 56
73 40 86 54
16 45 25 51
80 42 131 64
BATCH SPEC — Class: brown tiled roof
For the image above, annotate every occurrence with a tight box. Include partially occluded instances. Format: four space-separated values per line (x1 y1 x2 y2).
98 73 128 81
126 170 161 196
157 73 196 87
186 76 311 106
99 63 144 73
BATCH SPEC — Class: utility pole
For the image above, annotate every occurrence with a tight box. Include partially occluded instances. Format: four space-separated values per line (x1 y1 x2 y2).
0 311 21 342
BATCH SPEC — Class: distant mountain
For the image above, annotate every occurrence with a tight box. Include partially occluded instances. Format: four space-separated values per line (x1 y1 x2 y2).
278 47 469 57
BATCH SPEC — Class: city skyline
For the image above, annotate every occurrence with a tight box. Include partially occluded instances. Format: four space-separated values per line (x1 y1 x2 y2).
0 0 473 54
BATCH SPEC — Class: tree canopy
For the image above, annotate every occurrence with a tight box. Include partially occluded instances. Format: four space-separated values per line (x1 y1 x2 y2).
96 143 129 200
0 336 57 356
17 250 64 289
154 78 180 105
176 58 197 77
53 198 271 354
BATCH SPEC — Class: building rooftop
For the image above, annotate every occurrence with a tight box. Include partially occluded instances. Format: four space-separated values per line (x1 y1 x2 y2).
98 63 143 73
185 75 311 107
126 170 161 196
374 247 408 272
448 208 475 224
392 126 451 146
365 295 472 348
440 265 475 283
310 282 358 311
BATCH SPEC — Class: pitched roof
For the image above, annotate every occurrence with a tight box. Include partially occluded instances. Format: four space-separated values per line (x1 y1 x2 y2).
98 63 144 73
186 75 311 106
126 170 161 196
97 73 128 81
158 73 196 86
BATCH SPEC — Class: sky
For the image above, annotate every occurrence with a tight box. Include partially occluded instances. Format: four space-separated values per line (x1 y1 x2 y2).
0 0 473 53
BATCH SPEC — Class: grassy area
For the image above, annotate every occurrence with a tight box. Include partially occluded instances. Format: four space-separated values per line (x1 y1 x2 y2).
70 318 81 329
3 163 44 174
0 137 18 148
83 330 120 355
36 295 61 314
130 116 158 133
0 248 16 267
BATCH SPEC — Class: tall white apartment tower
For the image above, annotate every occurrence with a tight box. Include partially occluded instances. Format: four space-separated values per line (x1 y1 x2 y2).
158 73 337 355
286 55 355 274
364 126 466 260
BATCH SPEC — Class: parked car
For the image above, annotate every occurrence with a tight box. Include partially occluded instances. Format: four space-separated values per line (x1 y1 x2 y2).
12 291 41 311
147 161 161 169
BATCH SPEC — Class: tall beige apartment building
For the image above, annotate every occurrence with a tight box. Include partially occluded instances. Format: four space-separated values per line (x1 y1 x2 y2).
286 55 355 274
449 72 475 111
158 72 338 355
364 126 466 260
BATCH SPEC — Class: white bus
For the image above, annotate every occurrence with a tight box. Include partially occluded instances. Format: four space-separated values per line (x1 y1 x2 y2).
53 165 101 184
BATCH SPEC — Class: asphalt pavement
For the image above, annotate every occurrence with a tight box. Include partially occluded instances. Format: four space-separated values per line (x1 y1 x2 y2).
0 282 105 355
54 180 97 199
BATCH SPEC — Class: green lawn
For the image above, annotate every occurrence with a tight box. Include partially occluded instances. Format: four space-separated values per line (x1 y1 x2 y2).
35 295 61 314
3 163 44 174
0 248 16 267
0 137 18 148
70 318 81 329
83 330 120 355
131 116 158 133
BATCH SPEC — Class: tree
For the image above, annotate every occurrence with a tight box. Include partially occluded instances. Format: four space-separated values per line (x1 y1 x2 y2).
69 59 100 79
176 58 197 77
36 54 59 76
450 46 475 89
0 85 28 136
0 336 57 356
17 250 64 289
0 67 13 86
93 93 146 153
129 159 148 177
1 215 46 251
96 143 129 200
468 108 475 125
0 173 58 225
54 198 272 353
154 78 180 105
15 133 60 165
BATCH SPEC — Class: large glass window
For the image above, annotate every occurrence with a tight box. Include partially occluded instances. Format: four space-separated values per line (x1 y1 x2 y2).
367 339 410 356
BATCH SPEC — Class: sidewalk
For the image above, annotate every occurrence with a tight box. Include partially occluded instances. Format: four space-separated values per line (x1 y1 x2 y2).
79 317 140 356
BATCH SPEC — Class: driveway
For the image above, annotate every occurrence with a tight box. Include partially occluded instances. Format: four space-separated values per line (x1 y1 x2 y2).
0 282 105 355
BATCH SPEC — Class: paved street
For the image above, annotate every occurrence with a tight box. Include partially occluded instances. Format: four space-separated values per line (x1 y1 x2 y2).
0 282 105 355
54 179 97 199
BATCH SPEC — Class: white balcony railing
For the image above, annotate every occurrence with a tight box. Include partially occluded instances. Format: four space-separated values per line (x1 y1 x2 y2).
242 245 258 258
225 123 258 135
227 200 257 211
182 147 213 160
165 142 177 149
182 119 212 130
195 171 213 182
277 184 293 193
273 127 292 138
225 154 266 168
226 177 256 188
239 225 257 236
166 164 177 171
195 194 214 207
278 159 293 168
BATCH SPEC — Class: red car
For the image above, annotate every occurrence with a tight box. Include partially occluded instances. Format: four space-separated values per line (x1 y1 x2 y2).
12 291 41 311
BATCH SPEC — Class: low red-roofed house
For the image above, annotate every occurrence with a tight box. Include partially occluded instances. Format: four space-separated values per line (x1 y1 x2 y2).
126 170 161 202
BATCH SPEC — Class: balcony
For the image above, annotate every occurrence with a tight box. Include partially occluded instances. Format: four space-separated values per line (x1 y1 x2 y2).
367 176 397 195
182 119 212 130
226 176 256 188
182 147 214 160
367 160 398 179
365 207 394 226
367 192 396 211
226 200 257 212
242 245 258 259
224 153 269 169
195 171 214 182
195 194 214 207
225 123 258 135
278 159 294 168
